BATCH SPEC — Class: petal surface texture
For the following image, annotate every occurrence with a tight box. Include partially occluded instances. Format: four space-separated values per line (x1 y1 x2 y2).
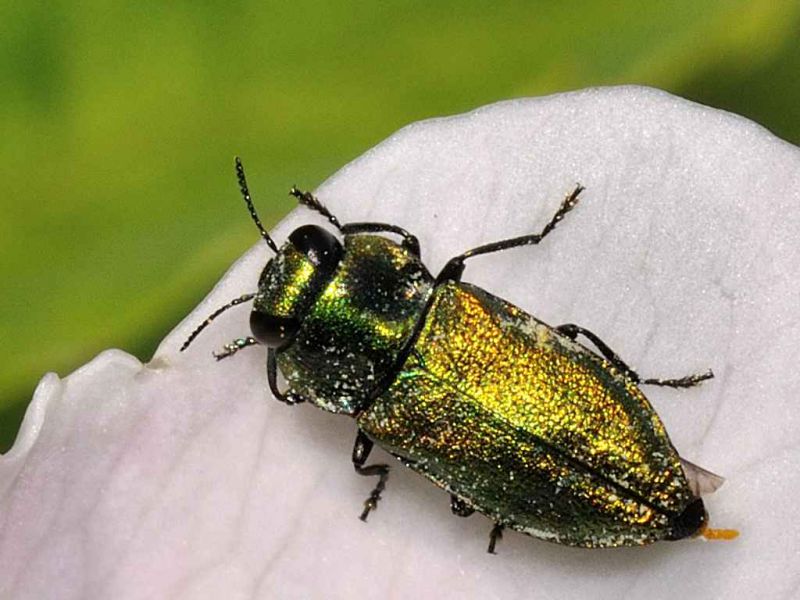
2 86 799 599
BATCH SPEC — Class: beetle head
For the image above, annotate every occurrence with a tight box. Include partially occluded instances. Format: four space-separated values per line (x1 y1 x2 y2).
249 224 343 349
178 161 346 356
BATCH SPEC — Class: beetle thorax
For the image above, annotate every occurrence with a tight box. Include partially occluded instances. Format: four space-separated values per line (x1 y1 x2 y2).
275 235 434 416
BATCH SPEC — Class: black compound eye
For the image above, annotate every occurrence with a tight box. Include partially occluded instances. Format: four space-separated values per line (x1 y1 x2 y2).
289 224 343 269
249 311 300 349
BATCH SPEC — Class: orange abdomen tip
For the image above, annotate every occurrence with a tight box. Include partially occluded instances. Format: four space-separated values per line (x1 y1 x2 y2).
702 527 740 541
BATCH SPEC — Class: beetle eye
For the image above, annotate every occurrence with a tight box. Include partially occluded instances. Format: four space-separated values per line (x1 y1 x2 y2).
249 225 342 351
289 224 342 270
249 311 300 349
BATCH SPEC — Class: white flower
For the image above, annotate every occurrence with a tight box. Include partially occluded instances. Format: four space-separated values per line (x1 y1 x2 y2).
2 86 798 599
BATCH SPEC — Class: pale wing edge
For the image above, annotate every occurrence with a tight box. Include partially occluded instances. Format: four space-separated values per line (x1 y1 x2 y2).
680 457 725 496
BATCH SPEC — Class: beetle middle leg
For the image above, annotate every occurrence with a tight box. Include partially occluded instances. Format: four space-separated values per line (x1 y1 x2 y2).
290 187 421 256
556 323 714 388
352 430 390 521
436 185 583 284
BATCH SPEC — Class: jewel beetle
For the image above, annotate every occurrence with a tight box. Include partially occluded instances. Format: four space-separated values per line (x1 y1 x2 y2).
182 158 736 551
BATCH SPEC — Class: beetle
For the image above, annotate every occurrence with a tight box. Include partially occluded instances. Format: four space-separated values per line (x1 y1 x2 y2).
181 158 735 551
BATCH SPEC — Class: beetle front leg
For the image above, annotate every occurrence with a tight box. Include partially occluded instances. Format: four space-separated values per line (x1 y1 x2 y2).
267 349 307 405
340 222 420 257
556 323 714 388
352 430 390 521
289 186 421 256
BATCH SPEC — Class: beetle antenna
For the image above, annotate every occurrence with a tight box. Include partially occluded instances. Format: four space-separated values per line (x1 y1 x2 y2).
180 293 256 351
235 157 280 253
289 185 343 231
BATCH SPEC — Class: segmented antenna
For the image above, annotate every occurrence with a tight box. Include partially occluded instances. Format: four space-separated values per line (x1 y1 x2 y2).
289 185 343 231
235 157 279 253
180 293 256 351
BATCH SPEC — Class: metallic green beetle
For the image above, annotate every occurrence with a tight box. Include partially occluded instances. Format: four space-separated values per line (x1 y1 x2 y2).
182 158 733 551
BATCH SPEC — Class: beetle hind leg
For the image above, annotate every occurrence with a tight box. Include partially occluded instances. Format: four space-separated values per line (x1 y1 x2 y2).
556 323 713 389
641 370 714 388
352 431 390 521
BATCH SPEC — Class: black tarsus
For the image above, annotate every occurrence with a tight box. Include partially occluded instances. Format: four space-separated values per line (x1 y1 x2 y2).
641 371 714 388
236 157 279 254
290 186 421 256
436 185 584 284
352 430 390 521
556 323 714 388
180 293 256 352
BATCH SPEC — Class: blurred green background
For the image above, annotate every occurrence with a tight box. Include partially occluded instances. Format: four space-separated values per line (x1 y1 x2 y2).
2 1 799 452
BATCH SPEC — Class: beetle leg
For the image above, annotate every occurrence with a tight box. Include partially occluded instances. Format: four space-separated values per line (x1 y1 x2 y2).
289 187 420 256
557 323 714 388
640 371 714 388
487 523 505 554
340 223 420 257
267 348 307 405
352 430 390 521
450 495 475 517
436 185 583 283
212 336 259 361
557 324 633 376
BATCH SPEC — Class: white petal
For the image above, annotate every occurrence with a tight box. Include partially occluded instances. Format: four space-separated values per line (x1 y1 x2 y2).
2 86 799 599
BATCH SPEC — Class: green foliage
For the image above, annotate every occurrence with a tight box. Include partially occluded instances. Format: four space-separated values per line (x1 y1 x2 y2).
1 0 798 450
